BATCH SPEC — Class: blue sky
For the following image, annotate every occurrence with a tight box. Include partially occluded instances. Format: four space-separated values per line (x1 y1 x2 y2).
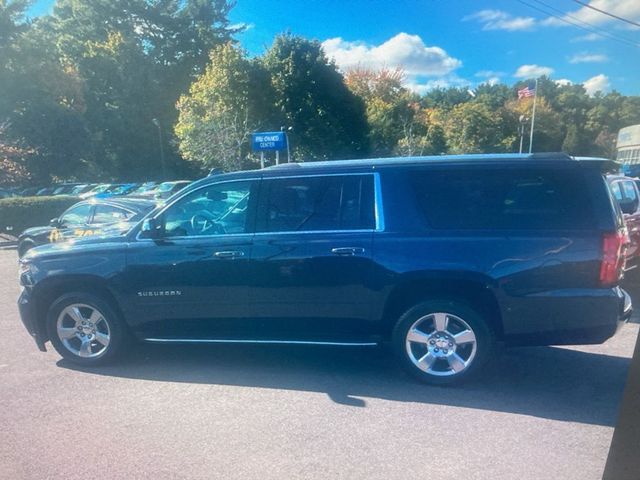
30 0 640 95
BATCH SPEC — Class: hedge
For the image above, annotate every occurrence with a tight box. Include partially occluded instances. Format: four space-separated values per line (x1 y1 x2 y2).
0 196 80 236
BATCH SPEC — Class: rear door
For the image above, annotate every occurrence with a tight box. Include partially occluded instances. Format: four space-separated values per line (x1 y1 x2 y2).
248 173 378 341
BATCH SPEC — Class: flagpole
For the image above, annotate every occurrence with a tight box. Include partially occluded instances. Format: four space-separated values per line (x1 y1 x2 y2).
528 78 538 154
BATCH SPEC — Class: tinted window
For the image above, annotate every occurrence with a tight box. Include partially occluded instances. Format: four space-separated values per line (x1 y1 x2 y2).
91 205 133 224
163 181 254 237
622 181 637 201
610 182 623 201
257 175 375 232
410 168 594 230
59 204 93 226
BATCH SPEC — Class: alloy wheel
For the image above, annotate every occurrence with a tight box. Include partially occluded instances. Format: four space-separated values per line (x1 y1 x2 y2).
56 303 111 358
405 312 478 377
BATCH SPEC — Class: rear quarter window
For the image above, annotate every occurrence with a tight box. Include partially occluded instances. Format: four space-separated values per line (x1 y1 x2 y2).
409 167 595 230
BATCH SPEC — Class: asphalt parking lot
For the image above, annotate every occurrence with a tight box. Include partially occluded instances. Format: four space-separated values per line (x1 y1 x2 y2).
0 248 638 480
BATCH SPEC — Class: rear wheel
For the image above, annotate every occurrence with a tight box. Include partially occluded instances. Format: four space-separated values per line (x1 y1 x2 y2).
46 292 127 366
392 300 494 385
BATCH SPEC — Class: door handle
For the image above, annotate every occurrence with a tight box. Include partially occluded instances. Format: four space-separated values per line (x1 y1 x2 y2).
331 247 365 256
213 250 245 259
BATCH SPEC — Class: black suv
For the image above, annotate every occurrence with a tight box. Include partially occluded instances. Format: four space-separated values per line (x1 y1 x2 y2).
18 153 632 384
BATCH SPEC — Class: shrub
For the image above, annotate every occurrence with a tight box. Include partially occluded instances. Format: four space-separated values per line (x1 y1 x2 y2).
0 196 79 236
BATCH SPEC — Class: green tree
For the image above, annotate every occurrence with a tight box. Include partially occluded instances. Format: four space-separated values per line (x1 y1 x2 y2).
345 67 415 156
444 102 515 154
48 0 238 178
263 33 369 160
1 1 91 182
175 43 274 171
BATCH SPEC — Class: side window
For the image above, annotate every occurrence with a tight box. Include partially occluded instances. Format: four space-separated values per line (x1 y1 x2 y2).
162 181 254 237
59 204 93 226
610 182 623 201
410 168 594 230
91 205 133 224
620 181 639 214
257 175 375 232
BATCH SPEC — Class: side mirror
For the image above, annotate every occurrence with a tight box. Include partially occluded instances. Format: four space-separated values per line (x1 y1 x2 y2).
50 218 60 227
140 217 161 239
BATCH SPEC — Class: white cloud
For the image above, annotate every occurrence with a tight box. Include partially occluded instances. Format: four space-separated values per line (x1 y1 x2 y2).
485 77 501 86
583 74 611 95
514 64 554 78
569 52 608 63
571 33 603 42
544 0 640 27
555 78 573 86
322 33 462 77
464 9 536 31
406 75 470 94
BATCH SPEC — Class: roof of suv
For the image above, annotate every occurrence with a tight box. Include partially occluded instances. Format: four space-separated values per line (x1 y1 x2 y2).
263 152 615 172
179 152 618 197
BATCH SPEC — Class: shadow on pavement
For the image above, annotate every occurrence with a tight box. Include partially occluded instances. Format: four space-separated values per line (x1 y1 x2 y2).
59 339 630 427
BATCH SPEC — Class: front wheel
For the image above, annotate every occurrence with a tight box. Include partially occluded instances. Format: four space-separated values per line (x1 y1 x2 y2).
46 292 127 366
392 300 495 385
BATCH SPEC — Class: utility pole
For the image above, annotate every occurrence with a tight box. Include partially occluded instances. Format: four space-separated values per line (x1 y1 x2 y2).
281 126 292 163
518 115 527 154
528 78 539 154
151 118 167 179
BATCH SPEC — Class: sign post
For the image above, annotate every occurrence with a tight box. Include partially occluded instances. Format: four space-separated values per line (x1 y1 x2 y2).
251 132 289 168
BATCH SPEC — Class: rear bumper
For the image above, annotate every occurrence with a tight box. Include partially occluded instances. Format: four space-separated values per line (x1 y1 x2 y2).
505 286 632 346
17 288 47 352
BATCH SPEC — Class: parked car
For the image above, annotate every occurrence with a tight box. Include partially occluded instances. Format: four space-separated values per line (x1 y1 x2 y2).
70 184 97 196
151 180 191 199
79 183 113 199
52 183 82 195
94 183 139 198
129 182 158 196
17 153 632 384
20 187 41 196
36 187 55 196
608 175 640 272
17 198 156 257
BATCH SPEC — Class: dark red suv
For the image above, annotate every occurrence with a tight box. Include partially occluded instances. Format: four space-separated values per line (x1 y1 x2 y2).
608 175 640 272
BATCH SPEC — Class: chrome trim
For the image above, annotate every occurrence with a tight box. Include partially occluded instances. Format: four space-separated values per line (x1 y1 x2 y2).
374 172 385 232
143 338 378 346
135 171 386 241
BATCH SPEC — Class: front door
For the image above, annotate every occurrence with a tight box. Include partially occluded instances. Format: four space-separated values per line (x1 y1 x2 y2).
123 179 259 339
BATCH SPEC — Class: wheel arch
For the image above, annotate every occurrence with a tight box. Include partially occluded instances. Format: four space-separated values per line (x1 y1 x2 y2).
33 275 125 342
380 274 504 340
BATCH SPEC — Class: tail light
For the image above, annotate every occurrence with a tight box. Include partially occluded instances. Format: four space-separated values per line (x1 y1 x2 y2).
599 229 629 286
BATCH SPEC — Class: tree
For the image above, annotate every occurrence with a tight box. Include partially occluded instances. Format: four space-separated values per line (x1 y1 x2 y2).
505 97 563 153
263 33 369 160
47 0 239 178
444 102 514 154
345 67 416 156
175 43 273 171
1 1 91 182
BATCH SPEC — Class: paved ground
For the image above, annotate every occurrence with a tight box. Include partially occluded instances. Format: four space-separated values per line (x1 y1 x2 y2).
0 248 638 480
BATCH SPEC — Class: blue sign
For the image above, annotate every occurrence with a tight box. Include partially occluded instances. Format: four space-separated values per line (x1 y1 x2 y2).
251 132 287 152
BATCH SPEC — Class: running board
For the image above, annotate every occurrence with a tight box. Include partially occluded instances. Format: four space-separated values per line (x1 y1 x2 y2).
143 338 379 347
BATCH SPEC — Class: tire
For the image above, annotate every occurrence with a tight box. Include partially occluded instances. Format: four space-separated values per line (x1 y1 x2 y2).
391 299 495 385
46 292 127 366
18 238 36 258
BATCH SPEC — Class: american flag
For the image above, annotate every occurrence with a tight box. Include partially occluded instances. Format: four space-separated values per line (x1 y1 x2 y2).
518 83 536 99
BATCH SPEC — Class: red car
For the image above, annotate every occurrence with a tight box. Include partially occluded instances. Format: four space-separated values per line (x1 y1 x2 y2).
608 175 640 271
